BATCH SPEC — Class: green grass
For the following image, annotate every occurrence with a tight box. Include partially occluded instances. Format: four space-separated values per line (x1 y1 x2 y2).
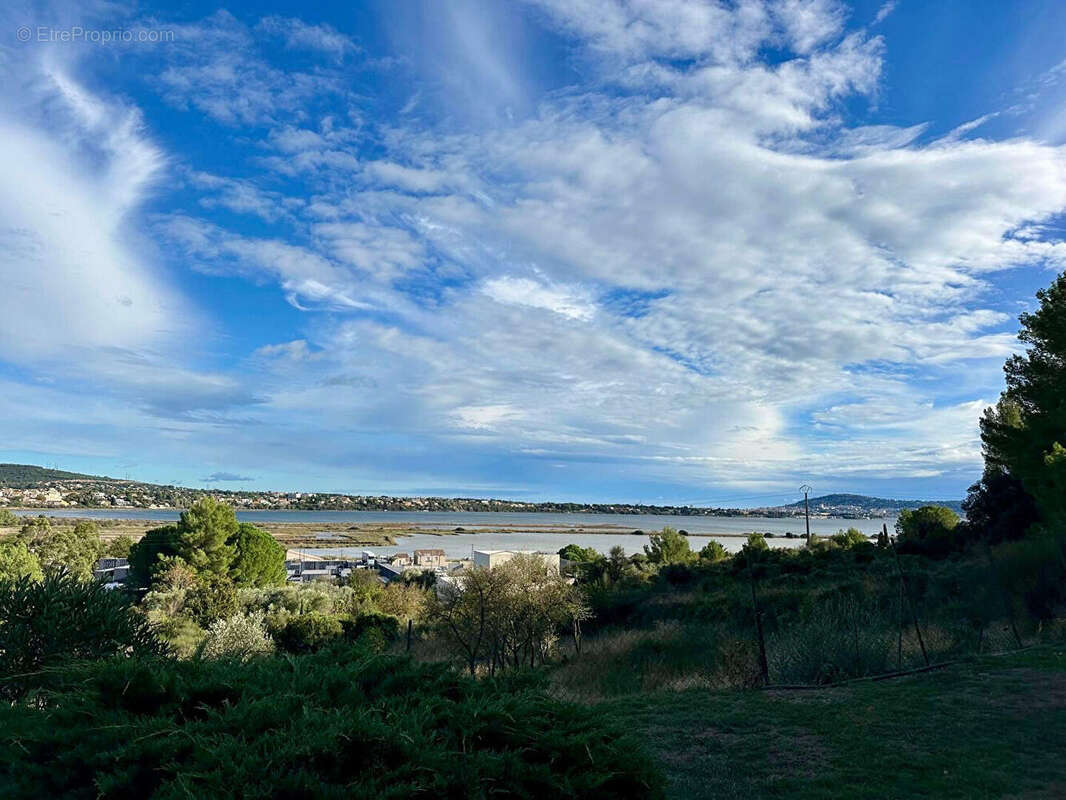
596 647 1066 799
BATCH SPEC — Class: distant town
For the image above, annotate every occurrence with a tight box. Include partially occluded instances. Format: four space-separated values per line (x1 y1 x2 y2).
0 464 961 518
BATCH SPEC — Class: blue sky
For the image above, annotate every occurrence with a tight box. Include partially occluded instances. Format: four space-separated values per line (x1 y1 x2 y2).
2 0 1066 505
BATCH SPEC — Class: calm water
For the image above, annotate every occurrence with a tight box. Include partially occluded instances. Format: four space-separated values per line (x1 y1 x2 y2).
16 509 894 556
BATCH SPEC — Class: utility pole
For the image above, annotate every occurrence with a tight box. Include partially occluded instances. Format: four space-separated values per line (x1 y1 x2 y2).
799 485 812 546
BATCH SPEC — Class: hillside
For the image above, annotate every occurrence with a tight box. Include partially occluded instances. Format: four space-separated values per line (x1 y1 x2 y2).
0 464 105 488
778 493 963 514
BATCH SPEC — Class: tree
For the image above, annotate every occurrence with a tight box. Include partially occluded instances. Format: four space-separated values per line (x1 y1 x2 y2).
980 272 1066 526
606 545 630 582
558 543 600 563
0 540 43 583
427 556 589 675
699 540 728 563
428 565 507 675
105 534 135 559
961 469 1040 545
0 509 19 527
128 525 182 586
18 517 102 580
175 497 237 579
228 523 286 587
377 581 428 623
745 533 769 553
644 527 695 565
896 505 960 557
830 528 869 549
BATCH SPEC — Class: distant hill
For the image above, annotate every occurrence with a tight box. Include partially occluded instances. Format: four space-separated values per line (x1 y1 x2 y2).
778 493 963 514
0 463 964 516
0 464 106 488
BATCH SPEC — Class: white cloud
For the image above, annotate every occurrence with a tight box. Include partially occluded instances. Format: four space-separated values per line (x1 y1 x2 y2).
0 61 185 362
481 276 596 320
873 1 897 25
6 1 1066 497
256 16 357 60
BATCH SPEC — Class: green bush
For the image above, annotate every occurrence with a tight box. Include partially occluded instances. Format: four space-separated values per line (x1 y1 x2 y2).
343 611 401 643
104 535 135 559
699 540 728 563
0 650 664 799
994 527 1066 619
896 506 962 557
0 571 165 700
767 594 895 684
275 611 345 653
0 540 43 583
197 612 275 661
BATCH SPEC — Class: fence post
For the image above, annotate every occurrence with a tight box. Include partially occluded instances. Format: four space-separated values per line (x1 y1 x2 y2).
897 574 904 670
406 618 413 652
890 533 929 667
747 560 770 686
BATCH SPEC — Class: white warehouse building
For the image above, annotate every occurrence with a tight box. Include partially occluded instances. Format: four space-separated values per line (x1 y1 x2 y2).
472 550 561 572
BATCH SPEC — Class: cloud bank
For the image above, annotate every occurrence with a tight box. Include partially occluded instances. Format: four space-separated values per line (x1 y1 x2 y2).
2 0 1066 501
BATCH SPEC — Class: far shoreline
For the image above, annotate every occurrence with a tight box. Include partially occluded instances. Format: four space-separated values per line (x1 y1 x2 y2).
2 507 890 548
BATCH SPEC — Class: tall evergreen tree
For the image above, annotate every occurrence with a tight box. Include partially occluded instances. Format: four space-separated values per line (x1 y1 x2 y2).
174 496 237 579
980 272 1066 525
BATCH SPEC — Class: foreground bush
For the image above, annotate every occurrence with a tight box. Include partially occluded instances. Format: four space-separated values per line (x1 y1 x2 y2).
0 571 165 700
0 649 664 799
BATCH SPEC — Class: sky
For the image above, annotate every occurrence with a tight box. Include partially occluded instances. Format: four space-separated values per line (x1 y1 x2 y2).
2 0 1066 505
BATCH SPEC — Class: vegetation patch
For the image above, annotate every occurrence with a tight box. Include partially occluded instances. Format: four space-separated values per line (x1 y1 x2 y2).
0 649 664 799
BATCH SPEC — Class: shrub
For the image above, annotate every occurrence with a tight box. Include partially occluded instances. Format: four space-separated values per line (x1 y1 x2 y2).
559 543 601 562
699 540 728 562
197 612 275 661
275 612 345 653
896 506 961 557
644 527 696 565
0 650 665 798
994 527 1066 619
0 509 19 527
767 594 894 684
831 528 869 548
0 540 43 584
0 571 165 700
342 611 401 643
183 577 239 626
104 535 135 559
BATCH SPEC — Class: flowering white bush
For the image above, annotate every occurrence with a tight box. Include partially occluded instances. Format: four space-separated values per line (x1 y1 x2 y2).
197 611 274 661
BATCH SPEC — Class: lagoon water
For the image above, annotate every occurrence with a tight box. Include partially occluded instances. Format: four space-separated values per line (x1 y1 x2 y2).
17 509 895 556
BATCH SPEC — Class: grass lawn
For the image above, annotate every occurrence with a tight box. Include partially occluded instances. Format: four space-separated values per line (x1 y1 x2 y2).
597 647 1066 799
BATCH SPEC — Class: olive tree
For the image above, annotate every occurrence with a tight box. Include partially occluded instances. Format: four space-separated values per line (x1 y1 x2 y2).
427 555 589 675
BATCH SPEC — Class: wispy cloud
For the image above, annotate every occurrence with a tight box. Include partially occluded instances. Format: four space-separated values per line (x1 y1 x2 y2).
202 471 256 483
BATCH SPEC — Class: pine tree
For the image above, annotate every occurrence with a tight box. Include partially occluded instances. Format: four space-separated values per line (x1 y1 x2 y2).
980 272 1066 525
175 496 237 579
